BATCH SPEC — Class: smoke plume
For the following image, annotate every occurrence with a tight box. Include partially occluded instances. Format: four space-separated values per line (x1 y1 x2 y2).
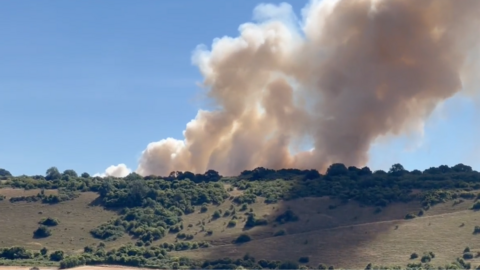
137 0 480 176
94 164 132 178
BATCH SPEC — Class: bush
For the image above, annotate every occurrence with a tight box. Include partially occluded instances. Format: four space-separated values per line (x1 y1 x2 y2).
410 253 418 259
275 210 299 224
227 220 237 228
39 217 59 226
421 255 431 263
299 257 309 263
465 247 471 253
274 229 286 237
472 201 480 210
0 195 5 201
235 234 251 243
464 253 474 260
212 210 221 219
33 225 51 238
245 214 268 228
405 213 416 219
474 226 480 234
200 205 208 213
49 250 64 261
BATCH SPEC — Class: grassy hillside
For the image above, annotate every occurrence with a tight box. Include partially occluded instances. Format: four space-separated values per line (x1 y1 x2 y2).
0 164 480 269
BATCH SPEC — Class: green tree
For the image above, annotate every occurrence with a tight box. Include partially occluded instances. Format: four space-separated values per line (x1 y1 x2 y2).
62 169 78 178
0 168 12 177
81 172 90 178
45 167 61 180
49 250 64 261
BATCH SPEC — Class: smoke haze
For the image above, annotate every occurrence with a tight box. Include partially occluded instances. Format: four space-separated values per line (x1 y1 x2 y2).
135 0 480 176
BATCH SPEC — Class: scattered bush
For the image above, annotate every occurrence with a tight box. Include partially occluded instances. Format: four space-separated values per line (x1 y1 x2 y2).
49 250 64 261
275 210 299 224
212 210 221 219
235 234 252 243
33 225 51 238
245 214 268 228
472 201 480 210
405 213 416 219
39 217 59 226
410 253 418 259
464 252 474 260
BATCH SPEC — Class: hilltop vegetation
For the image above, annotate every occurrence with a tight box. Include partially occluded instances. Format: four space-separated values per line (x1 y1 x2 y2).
0 163 480 269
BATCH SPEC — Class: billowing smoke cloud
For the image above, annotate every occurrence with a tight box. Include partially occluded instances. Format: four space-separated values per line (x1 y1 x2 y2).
136 0 480 176
94 164 132 178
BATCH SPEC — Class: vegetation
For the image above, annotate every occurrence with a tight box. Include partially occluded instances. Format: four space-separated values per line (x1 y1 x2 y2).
1 163 480 268
33 226 51 238
38 217 59 227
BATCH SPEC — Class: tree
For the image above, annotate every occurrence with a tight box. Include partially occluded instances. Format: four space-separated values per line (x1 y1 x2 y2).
49 250 64 261
204 170 221 182
389 163 407 176
81 172 90 178
45 167 61 180
326 163 348 176
0 168 12 177
63 169 78 178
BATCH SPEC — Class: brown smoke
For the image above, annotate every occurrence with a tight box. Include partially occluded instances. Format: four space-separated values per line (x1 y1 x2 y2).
136 0 480 176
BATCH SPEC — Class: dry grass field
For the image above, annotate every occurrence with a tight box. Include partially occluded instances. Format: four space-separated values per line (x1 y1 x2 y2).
0 190 127 253
173 197 480 268
0 186 479 268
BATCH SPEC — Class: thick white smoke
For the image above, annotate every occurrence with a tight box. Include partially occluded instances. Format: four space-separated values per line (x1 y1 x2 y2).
132 0 480 177
94 164 132 178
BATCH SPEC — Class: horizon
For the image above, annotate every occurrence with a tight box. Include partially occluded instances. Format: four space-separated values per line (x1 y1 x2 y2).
1 0 479 177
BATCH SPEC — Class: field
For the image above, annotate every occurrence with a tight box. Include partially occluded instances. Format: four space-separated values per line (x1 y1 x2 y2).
0 189 126 253
174 198 480 268
0 184 479 269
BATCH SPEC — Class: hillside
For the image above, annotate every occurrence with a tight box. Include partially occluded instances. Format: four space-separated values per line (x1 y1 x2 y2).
0 164 479 269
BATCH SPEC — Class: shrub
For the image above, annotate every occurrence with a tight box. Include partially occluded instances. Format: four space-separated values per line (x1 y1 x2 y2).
274 229 286 237
464 252 474 260
200 205 208 213
227 220 237 227
212 210 221 219
235 234 251 243
472 201 480 210
465 247 471 253
418 209 424 216
421 255 431 263
275 210 299 224
474 226 480 234
40 247 48 256
33 225 51 238
299 257 309 263
410 253 418 259
0 195 5 201
49 250 64 261
245 214 268 228
39 217 59 226
240 204 248 211
405 213 416 219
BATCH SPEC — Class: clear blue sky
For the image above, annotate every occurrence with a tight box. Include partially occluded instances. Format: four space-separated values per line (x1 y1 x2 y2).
1 0 479 176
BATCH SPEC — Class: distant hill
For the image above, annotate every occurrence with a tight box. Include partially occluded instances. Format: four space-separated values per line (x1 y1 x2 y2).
0 163 479 269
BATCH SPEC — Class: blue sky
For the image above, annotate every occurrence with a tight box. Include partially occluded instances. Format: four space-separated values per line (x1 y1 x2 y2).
1 0 479 176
